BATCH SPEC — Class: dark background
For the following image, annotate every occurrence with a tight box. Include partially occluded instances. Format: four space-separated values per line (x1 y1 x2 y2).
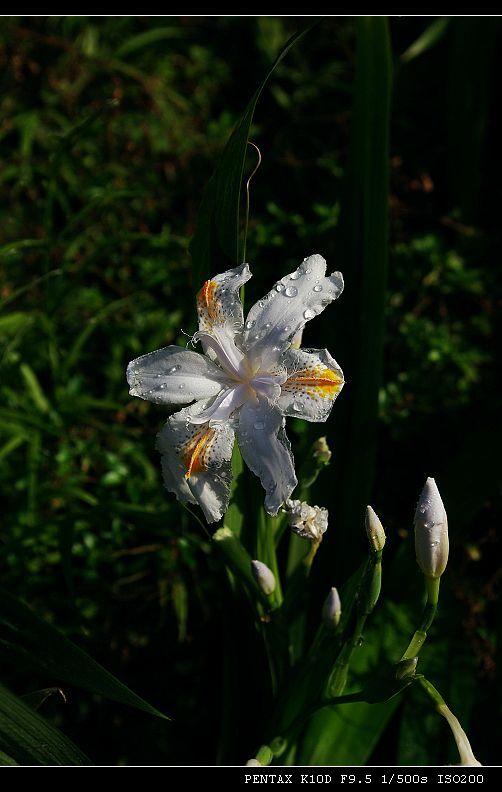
0 16 500 765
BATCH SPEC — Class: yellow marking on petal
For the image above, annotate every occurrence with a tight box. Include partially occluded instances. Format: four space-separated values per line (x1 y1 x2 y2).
182 426 216 479
197 280 219 327
285 367 344 399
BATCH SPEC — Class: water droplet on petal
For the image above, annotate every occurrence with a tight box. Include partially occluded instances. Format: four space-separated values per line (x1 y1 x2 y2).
258 300 265 308
285 286 298 297
245 320 255 330
253 421 265 430
160 383 166 389
275 282 285 292
292 402 302 412
303 308 315 319
264 322 272 329
304 267 312 274
313 284 323 293
290 270 302 280
169 365 181 373
283 325 291 333
179 384 185 391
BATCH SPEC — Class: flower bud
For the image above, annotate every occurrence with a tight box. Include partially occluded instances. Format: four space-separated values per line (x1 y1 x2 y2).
313 436 332 464
251 560 276 596
285 498 328 542
414 477 449 579
322 587 341 629
365 505 386 552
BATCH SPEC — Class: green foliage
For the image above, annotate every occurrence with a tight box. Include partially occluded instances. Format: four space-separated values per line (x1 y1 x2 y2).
0 683 91 765
0 16 499 766
0 587 167 718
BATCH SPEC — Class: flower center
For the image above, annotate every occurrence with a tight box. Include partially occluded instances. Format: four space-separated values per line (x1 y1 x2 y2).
190 330 286 425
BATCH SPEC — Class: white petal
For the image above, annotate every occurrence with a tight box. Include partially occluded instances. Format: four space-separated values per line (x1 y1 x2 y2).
189 383 249 424
242 254 344 369
127 346 227 405
156 399 235 523
277 347 344 422
236 401 297 515
196 262 251 339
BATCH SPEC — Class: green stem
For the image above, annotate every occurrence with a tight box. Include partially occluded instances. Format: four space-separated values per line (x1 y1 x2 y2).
416 676 481 766
399 578 440 662
256 510 283 608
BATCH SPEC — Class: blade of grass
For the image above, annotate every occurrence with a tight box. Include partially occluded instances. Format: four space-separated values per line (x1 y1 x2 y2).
0 587 169 720
0 683 91 765
190 19 321 285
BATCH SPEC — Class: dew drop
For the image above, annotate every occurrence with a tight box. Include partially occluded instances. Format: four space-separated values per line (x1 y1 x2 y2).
169 365 181 373
258 300 265 308
285 286 298 297
313 284 323 293
304 267 312 274
179 384 185 391
275 282 285 292
245 320 256 330
160 383 166 389
292 402 302 412
253 421 265 430
303 308 315 320
430 540 439 547
283 325 291 333
290 270 302 281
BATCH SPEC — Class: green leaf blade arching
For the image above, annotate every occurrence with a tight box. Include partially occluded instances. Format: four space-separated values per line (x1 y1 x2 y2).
0 684 91 766
189 20 321 286
0 588 168 720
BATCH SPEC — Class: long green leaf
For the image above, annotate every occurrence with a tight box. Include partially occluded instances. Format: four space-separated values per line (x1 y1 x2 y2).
323 16 392 580
0 683 91 765
0 588 168 720
189 20 320 285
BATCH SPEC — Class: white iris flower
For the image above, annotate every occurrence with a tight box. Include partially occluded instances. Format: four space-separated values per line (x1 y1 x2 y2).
127 254 344 523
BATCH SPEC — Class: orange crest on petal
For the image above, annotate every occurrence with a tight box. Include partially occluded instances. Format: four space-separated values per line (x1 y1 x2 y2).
285 367 344 399
197 280 220 328
181 425 216 478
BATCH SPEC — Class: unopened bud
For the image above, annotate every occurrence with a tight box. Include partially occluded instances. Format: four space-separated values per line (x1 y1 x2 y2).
245 744 274 766
365 505 386 552
313 436 332 464
251 560 276 596
285 499 328 542
322 587 341 629
414 477 449 579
